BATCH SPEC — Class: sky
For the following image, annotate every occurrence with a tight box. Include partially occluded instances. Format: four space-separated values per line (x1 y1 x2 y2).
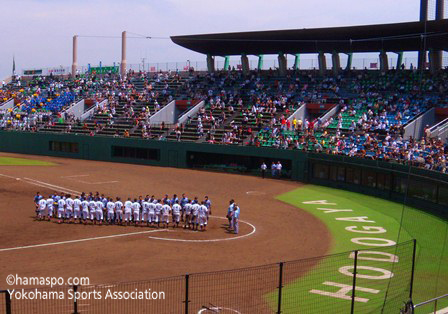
0 0 423 78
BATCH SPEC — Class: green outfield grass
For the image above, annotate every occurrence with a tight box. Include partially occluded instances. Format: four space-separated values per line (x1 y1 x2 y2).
0 157 55 166
266 185 448 313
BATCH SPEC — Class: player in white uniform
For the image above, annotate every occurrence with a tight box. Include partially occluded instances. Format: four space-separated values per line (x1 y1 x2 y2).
57 197 66 224
161 201 171 228
141 197 150 225
198 201 209 231
124 198 133 225
148 200 156 225
38 197 47 220
154 200 162 227
106 198 115 224
88 198 96 221
46 195 54 220
115 197 123 225
73 196 82 222
183 201 192 229
81 198 89 224
132 199 141 226
95 198 104 225
171 200 181 228
65 195 74 222
191 201 200 231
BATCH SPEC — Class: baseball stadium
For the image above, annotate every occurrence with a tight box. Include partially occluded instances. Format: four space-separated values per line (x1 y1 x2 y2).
0 0 448 313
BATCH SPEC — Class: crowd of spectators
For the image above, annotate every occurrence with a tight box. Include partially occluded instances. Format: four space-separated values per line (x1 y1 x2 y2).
1 69 447 173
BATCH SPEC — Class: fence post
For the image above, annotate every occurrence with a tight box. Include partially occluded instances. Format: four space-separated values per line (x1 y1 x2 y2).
2 290 12 314
184 274 190 314
351 250 358 314
409 239 417 300
277 262 284 314
73 285 78 314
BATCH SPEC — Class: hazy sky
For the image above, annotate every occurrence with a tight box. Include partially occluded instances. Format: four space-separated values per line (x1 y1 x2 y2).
0 0 422 78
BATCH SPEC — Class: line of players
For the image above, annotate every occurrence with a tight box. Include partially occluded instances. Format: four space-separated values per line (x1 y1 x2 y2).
34 192 212 231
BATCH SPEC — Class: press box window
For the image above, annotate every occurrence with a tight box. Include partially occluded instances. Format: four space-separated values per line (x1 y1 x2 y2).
49 141 79 153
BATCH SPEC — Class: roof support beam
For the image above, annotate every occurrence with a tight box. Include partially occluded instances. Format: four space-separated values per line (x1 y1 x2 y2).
278 53 287 76
380 51 389 72
224 56 230 71
293 54 300 70
241 54 249 75
318 52 327 76
257 55 264 70
345 53 353 71
332 51 341 75
207 54 215 73
395 52 403 70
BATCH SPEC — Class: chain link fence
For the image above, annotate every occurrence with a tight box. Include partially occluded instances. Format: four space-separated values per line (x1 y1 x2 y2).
0 240 416 314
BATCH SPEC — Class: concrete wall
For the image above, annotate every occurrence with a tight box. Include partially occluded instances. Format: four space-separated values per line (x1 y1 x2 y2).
80 99 107 121
0 98 14 110
430 117 448 143
404 108 436 139
64 99 85 119
178 101 205 125
319 105 339 124
149 100 176 124
287 103 307 122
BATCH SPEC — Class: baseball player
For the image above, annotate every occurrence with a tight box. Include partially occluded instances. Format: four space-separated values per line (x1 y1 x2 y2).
106 198 115 224
161 201 171 228
124 198 133 226
132 198 141 226
183 200 192 229
171 200 181 228
81 197 89 224
46 194 54 221
38 196 47 220
155 200 162 228
57 196 66 224
232 204 240 234
171 194 179 207
65 194 74 223
227 199 235 230
191 200 200 231
142 196 150 225
95 197 104 225
180 193 189 222
148 199 156 226
73 195 82 223
115 197 123 225
198 201 209 231
204 196 212 215
88 197 96 221
34 192 43 218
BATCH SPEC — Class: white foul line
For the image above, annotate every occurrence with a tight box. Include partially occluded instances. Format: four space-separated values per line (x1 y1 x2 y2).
0 173 17 179
23 177 81 194
0 229 168 253
147 216 256 243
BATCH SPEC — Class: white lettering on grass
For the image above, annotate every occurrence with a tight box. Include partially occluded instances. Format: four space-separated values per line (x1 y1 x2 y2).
309 281 380 303
317 208 353 214
345 226 386 234
336 216 375 223
339 266 394 280
302 200 337 205
351 238 396 247
349 251 398 263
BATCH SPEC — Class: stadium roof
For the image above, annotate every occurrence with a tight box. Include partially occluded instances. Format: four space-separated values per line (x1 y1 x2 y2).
171 19 448 56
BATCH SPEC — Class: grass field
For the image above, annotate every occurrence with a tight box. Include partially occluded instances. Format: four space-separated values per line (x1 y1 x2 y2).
0 157 55 166
266 185 448 313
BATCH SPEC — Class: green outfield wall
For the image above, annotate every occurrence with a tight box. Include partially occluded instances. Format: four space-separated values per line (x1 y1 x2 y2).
0 131 447 216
